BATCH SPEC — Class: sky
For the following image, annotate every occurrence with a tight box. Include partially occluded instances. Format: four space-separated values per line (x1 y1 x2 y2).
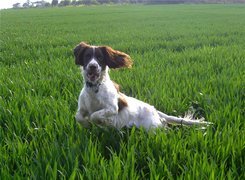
0 0 52 9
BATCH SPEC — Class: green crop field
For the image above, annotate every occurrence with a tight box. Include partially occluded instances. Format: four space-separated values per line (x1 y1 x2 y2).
0 4 244 179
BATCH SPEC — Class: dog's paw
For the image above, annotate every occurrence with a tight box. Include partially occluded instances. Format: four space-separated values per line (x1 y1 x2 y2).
75 112 90 128
90 113 112 127
75 112 84 121
90 114 103 124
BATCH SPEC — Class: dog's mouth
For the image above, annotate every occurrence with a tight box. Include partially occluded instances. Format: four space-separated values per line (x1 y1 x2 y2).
86 71 100 82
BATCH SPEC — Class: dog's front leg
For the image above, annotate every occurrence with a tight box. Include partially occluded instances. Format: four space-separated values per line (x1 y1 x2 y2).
90 106 118 126
75 91 91 127
75 110 91 128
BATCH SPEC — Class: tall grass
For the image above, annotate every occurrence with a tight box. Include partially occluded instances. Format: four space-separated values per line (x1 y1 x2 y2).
1 4 244 179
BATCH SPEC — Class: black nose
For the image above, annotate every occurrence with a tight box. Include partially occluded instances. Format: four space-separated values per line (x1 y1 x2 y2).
89 64 97 70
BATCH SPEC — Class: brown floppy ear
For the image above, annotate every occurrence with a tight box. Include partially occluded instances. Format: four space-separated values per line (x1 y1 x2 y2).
102 46 132 69
73 42 89 66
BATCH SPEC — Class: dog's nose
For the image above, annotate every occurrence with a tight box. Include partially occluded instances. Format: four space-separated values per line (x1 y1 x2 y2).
88 64 97 71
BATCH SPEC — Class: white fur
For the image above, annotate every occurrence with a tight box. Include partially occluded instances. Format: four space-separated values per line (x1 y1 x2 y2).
75 66 211 130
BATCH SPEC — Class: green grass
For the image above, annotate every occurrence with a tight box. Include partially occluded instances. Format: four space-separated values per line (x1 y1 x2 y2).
1 4 244 179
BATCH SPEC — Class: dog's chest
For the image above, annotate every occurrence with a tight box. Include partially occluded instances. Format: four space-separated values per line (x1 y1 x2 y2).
86 95 103 113
83 87 112 114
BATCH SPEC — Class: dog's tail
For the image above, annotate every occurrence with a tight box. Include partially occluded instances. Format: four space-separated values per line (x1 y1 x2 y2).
158 111 212 127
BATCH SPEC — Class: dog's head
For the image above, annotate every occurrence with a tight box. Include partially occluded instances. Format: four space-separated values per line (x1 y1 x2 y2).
73 42 132 83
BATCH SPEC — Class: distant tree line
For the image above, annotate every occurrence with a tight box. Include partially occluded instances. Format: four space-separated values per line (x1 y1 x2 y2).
13 0 245 8
56 0 245 6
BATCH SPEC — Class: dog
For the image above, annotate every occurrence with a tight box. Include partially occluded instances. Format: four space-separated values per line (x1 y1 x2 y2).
73 42 211 130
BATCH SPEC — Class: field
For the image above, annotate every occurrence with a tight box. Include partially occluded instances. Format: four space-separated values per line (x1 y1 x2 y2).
1 4 244 179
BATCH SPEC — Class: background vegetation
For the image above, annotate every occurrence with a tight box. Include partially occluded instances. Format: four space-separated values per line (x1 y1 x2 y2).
1 4 244 179
12 0 245 9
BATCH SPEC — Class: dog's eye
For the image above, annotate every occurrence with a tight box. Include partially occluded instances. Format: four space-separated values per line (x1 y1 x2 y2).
85 54 92 60
97 55 103 61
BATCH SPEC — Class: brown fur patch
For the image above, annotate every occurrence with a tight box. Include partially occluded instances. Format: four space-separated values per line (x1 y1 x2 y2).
112 81 128 111
118 93 128 111
112 81 120 92
73 42 90 66
101 46 132 69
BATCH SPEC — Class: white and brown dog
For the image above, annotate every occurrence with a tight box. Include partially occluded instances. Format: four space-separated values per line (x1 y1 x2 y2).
74 42 211 130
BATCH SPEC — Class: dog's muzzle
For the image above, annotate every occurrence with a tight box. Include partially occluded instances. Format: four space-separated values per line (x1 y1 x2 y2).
86 64 100 82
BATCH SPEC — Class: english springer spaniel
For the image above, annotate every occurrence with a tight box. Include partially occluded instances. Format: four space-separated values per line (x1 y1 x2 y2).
74 42 211 130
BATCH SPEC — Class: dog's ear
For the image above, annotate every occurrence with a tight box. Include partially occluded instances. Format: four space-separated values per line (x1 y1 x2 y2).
73 42 89 66
101 46 132 69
